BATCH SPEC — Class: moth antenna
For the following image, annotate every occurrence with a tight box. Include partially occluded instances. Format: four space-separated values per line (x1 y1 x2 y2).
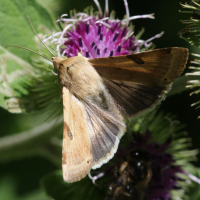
7 45 52 62
27 15 56 57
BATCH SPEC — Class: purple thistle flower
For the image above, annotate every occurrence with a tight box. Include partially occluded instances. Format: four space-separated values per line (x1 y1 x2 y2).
101 122 200 200
132 132 183 200
43 0 163 58
104 130 200 200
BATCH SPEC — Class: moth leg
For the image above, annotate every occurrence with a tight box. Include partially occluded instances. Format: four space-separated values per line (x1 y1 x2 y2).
77 49 83 56
88 172 104 185
77 49 89 60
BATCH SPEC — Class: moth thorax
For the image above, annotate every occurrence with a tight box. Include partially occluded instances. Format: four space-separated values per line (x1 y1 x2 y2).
70 65 105 101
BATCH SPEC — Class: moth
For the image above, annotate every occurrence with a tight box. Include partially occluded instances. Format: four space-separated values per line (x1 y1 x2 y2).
10 17 189 183
53 47 188 183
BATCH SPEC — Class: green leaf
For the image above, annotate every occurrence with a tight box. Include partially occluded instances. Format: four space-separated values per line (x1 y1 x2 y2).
0 117 63 163
41 170 106 200
0 46 35 113
0 175 49 200
0 0 56 62
0 0 58 113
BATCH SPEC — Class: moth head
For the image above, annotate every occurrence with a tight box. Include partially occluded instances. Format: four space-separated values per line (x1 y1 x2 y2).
52 56 75 87
52 57 65 71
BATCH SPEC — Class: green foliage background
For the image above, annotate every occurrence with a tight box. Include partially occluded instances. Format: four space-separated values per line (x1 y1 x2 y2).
0 0 200 199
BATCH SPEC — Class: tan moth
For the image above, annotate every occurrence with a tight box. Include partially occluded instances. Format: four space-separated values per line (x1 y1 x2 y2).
53 48 188 182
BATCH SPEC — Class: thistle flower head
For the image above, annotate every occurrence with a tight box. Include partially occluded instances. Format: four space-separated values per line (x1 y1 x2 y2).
43 0 163 59
129 132 186 200
100 111 200 200
185 53 200 119
179 0 200 47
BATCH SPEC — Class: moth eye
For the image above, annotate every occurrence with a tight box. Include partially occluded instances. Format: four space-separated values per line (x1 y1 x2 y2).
57 64 64 70
66 67 69 72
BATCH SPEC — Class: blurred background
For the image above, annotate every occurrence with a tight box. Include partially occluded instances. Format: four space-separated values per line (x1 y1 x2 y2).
0 0 200 199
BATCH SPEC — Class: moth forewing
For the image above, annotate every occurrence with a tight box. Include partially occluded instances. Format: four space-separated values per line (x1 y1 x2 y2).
89 47 188 86
58 54 125 182
89 47 189 117
62 87 93 183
